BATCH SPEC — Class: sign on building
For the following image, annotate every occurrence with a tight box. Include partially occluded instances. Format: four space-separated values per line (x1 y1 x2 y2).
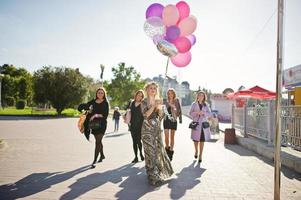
283 64 301 88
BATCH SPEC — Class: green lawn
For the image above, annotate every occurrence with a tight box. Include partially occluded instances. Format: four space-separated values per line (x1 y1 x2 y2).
0 107 80 117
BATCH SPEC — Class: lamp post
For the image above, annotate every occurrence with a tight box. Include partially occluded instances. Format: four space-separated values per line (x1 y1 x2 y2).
100 64 105 87
0 74 4 109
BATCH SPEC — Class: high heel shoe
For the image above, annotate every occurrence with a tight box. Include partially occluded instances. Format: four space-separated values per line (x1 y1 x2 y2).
194 152 198 159
91 161 96 168
140 153 144 161
131 157 138 163
98 154 105 163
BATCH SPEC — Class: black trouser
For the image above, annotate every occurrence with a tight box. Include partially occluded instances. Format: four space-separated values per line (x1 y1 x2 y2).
130 130 143 158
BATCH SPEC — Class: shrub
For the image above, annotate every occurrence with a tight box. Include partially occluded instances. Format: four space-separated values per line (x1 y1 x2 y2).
16 99 26 109
5 96 15 107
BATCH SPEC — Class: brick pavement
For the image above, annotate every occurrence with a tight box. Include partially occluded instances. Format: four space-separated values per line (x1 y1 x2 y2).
0 116 300 200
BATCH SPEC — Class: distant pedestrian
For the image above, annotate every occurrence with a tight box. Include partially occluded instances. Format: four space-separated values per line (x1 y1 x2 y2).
189 91 211 163
141 81 173 185
126 90 145 163
163 88 182 161
113 107 121 132
78 87 109 168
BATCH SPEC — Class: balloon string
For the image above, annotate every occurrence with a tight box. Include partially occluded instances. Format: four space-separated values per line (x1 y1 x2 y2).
162 57 169 97
165 57 169 77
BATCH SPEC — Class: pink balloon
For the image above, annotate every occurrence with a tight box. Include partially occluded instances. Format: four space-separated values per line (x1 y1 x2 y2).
176 1 190 21
162 5 179 26
178 15 197 36
171 51 192 67
173 37 191 53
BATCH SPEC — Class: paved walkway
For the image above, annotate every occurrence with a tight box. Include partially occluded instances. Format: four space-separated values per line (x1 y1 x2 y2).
0 116 300 200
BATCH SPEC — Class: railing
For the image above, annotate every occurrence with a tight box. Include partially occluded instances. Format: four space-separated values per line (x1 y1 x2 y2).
232 103 274 145
281 106 301 151
232 106 244 133
232 103 301 150
245 106 271 141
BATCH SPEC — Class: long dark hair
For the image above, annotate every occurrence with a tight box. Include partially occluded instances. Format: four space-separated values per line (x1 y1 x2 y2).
95 87 108 102
134 89 144 101
195 91 207 105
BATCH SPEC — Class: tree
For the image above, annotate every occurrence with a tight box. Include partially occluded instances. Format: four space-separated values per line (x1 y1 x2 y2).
0 64 33 106
222 88 234 95
33 66 88 115
33 66 53 105
105 62 145 107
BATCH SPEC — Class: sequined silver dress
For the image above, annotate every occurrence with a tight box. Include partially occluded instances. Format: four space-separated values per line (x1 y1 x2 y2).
140 99 173 185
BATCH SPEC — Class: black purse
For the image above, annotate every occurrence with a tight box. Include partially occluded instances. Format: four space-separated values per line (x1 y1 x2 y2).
189 121 199 130
89 119 102 130
202 121 210 129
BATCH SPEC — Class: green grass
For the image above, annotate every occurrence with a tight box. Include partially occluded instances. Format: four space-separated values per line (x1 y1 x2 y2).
0 107 80 117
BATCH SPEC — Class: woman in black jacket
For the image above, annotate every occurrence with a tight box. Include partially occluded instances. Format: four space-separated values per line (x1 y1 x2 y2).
78 87 109 168
127 90 145 163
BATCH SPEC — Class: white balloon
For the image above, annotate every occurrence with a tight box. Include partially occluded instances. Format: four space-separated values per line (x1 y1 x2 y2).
144 17 166 38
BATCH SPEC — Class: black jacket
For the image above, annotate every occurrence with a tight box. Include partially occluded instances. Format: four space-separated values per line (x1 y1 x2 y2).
78 100 94 141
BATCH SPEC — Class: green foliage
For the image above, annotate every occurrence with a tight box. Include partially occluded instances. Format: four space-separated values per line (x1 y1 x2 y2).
33 66 53 105
0 107 79 116
0 64 33 106
85 76 101 101
2 74 18 101
18 76 32 105
33 66 88 115
105 62 145 107
5 96 15 106
16 99 26 109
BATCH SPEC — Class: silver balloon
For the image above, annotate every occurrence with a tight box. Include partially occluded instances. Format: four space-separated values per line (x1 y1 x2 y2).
156 40 178 57
144 17 166 38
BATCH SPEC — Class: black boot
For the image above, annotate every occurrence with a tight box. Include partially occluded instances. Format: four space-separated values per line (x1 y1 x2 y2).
165 146 170 154
165 147 172 160
169 150 174 161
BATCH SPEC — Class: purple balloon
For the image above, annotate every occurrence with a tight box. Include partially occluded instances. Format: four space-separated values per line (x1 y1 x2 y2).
186 34 196 45
146 3 164 19
165 25 180 42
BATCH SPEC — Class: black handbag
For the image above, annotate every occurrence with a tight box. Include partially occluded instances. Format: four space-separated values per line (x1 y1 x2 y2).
89 119 102 130
202 121 210 128
189 121 199 130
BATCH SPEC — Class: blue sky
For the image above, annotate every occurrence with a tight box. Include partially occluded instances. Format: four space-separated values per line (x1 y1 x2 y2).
0 0 300 93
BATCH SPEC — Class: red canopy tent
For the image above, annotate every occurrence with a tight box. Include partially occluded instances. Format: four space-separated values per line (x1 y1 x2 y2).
227 85 276 100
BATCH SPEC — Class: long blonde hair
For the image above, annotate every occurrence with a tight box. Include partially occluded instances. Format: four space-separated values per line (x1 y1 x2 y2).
144 81 160 100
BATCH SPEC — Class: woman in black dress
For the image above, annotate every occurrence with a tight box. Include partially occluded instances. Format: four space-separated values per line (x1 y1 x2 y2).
80 87 109 168
163 88 182 161
127 90 145 163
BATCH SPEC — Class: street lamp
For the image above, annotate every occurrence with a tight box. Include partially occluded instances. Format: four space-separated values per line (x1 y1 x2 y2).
100 64 105 87
0 74 4 109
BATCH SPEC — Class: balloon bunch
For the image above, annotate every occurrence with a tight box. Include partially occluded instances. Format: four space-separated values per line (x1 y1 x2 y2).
144 1 197 67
